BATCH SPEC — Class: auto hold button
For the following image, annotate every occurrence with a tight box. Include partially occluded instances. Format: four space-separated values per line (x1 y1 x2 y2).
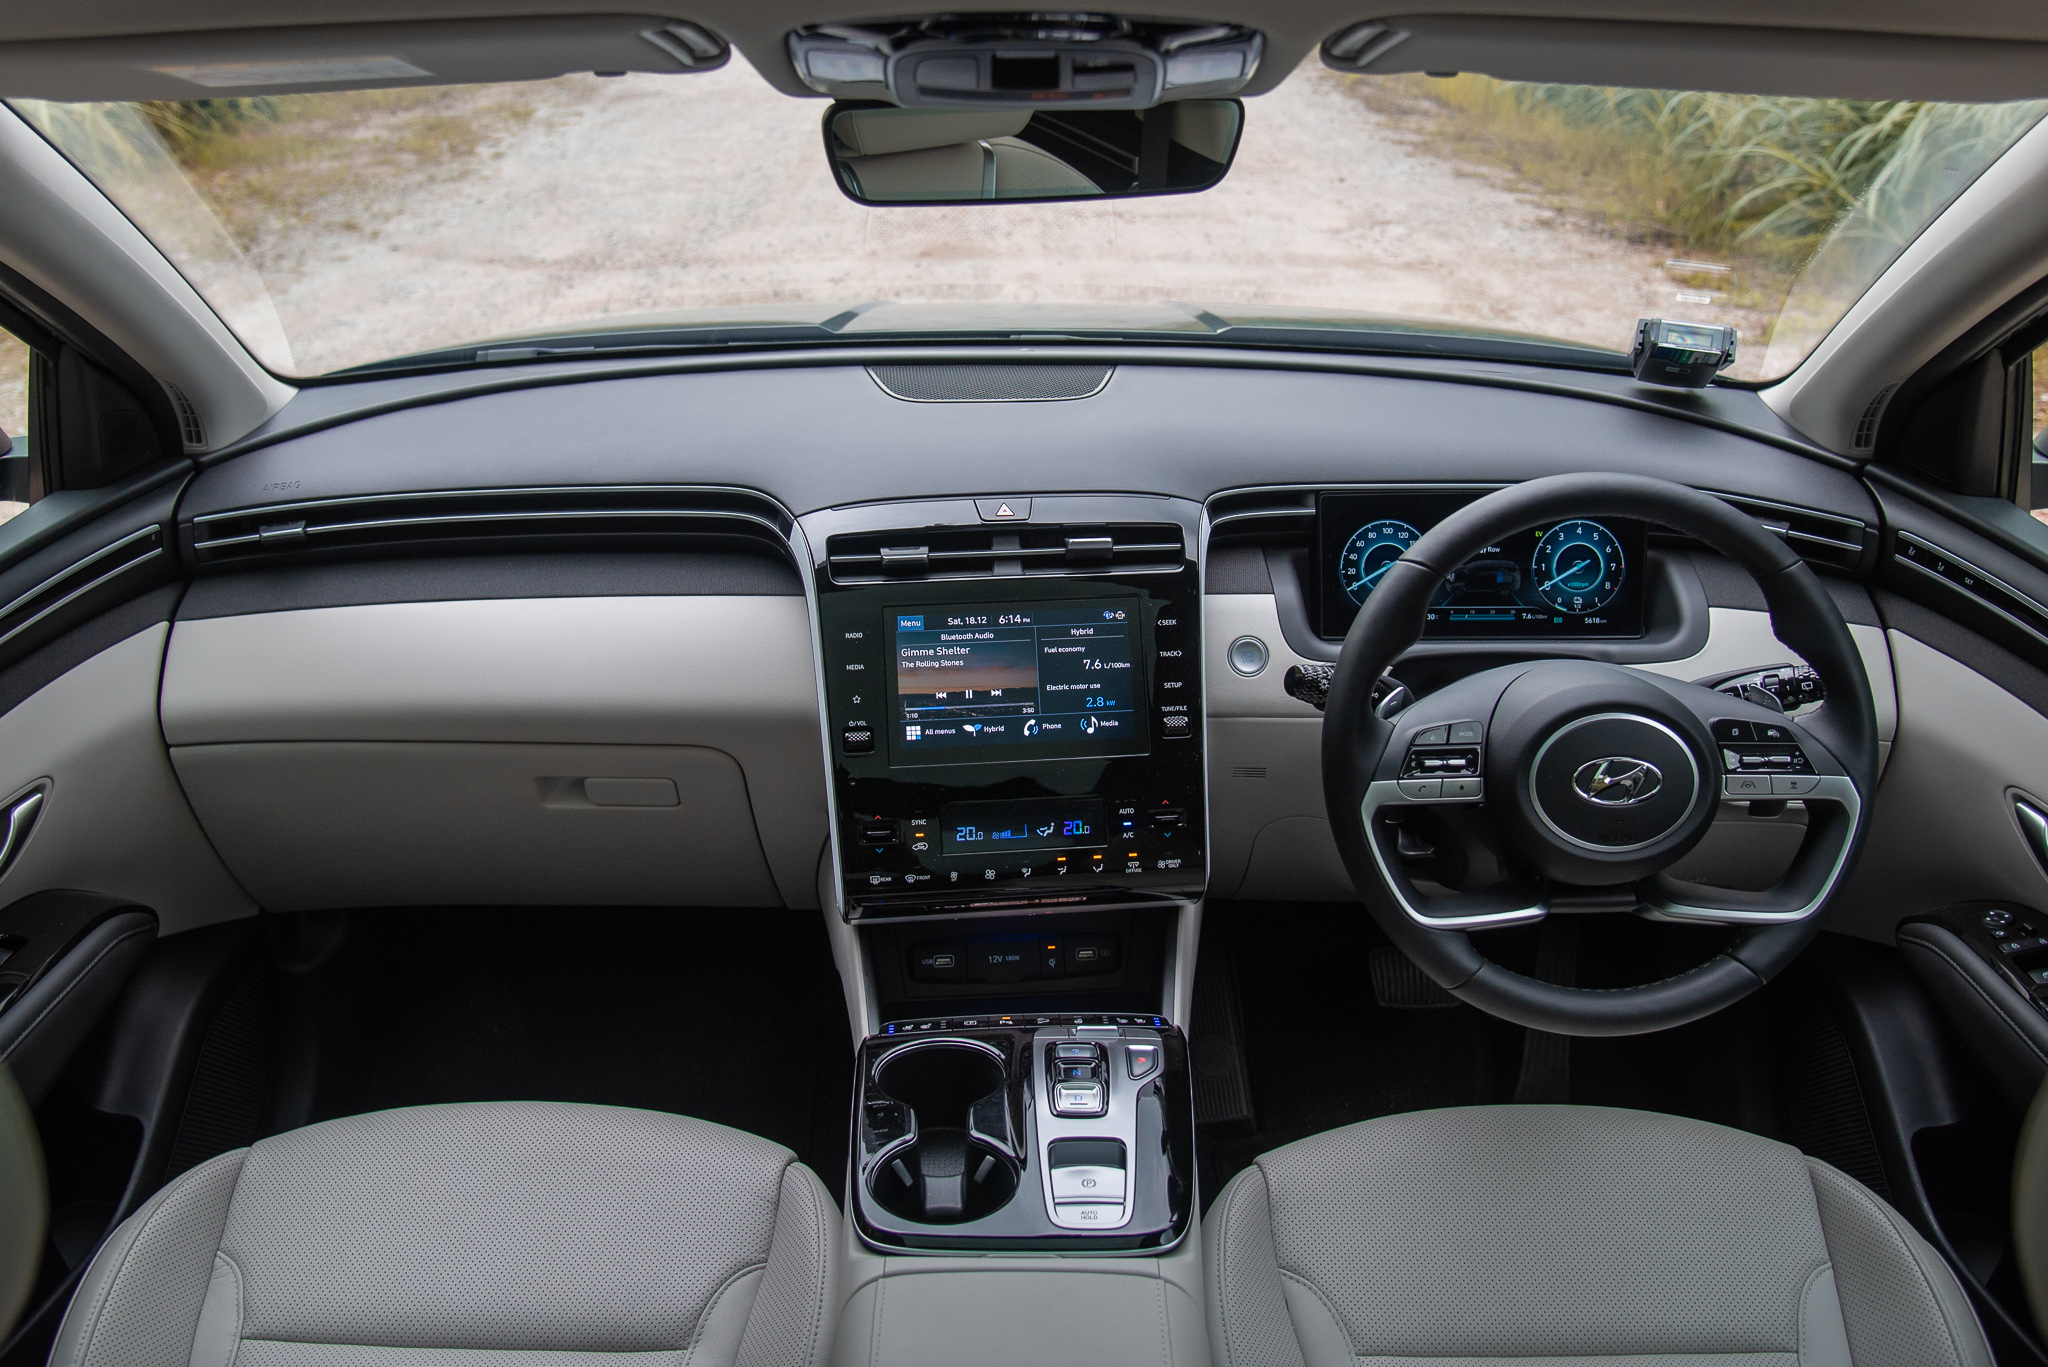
1049 1202 1126 1229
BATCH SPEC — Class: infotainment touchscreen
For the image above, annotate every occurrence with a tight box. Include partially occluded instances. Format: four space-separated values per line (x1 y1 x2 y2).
1317 492 1647 640
886 599 1148 767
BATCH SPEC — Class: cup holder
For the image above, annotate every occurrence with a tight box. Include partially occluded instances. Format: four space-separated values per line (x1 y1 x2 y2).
869 1042 1019 1224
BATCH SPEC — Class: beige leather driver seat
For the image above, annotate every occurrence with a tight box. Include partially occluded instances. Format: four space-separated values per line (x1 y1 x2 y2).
1207 1105 1991 1367
48 1101 840 1367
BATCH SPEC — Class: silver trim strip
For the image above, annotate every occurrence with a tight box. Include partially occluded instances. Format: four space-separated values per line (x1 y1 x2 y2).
0 526 164 652
190 482 790 527
0 784 46 882
1893 530 2048 651
1358 779 1546 929
1644 775 1861 925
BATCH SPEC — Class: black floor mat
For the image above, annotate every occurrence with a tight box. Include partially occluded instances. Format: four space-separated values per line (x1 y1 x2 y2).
1196 901 1791 1209
275 905 854 1195
1198 902 1517 1207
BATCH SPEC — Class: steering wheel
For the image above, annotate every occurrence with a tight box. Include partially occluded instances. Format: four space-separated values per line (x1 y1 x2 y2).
1322 474 1879 1036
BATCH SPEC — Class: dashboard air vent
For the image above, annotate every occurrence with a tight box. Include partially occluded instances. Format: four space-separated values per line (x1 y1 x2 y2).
868 365 1112 402
826 523 1184 583
1710 493 1873 572
187 486 792 567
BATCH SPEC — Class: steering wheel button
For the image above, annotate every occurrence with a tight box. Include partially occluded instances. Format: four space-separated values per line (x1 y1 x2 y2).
1771 774 1821 796
1711 719 1757 742
1724 774 1771 797
1398 778 1442 800
1442 778 1483 799
1415 726 1449 746
1448 721 1483 744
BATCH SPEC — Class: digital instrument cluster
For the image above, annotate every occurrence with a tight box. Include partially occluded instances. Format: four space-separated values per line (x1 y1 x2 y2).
1318 492 1647 639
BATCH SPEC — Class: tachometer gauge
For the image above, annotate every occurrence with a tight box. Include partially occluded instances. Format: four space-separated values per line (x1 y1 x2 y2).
1338 520 1422 606
1531 520 1625 614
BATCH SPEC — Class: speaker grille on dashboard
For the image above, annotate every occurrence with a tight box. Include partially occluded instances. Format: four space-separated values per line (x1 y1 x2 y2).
868 364 1113 402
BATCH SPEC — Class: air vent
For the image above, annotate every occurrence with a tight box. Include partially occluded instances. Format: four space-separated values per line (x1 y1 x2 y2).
868 365 1112 403
164 382 206 450
826 522 1184 584
1852 383 1898 452
187 486 791 567
1708 493 1873 573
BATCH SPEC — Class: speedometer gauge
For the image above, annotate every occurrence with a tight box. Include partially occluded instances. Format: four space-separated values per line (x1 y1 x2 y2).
1531 520 1626 614
1338 520 1422 606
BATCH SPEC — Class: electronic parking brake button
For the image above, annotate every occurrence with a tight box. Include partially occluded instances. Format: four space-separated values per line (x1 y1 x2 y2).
1050 1166 1127 1202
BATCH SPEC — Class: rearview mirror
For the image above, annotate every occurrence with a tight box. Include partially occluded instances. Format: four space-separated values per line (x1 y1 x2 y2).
823 100 1242 205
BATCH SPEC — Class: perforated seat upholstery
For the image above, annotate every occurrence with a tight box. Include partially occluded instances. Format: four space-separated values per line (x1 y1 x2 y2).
1206 1104 1991 1367
50 1101 840 1367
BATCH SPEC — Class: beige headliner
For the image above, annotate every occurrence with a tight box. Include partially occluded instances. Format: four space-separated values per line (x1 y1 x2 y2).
7 1 2048 102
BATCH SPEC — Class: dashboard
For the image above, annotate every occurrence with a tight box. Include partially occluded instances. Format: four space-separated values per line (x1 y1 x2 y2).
23 349 1894 952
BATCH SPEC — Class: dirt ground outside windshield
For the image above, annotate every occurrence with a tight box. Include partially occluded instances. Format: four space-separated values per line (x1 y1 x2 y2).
18 61 1784 379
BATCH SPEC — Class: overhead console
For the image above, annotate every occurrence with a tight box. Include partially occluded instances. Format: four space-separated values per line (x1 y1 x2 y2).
803 496 1206 922
789 13 1263 108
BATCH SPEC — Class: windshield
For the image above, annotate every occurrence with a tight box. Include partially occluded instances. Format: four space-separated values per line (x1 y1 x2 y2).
9 58 2044 381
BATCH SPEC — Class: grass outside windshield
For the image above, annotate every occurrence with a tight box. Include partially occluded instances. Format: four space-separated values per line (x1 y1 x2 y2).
7 58 2045 381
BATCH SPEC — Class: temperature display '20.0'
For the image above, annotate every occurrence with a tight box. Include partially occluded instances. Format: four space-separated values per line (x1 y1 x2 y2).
1531 520 1626 614
1338 519 1422 606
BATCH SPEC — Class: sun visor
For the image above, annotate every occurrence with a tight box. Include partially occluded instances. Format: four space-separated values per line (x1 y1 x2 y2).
1324 16 2048 102
0 14 727 101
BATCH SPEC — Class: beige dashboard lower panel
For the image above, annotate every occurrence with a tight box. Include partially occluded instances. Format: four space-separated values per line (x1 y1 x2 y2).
1829 632 2048 941
159 596 826 907
170 741 782 911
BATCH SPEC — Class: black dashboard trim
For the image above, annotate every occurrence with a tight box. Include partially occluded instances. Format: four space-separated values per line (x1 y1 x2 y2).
204 343 1858 473
176 549 804 619
1876 588 2048 724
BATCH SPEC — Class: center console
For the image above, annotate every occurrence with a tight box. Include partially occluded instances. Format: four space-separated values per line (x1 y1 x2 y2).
852 1014 1194 1251
802 494 1207 1254
804 495 1208 922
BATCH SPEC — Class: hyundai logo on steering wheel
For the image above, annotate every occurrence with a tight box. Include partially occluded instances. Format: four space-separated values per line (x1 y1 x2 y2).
1571 757 1663 806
